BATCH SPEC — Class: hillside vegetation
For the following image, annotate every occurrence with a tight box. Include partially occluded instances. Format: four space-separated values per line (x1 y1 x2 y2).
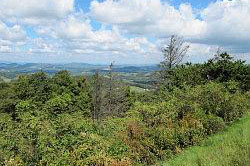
160 113 250 166
0 52 249 165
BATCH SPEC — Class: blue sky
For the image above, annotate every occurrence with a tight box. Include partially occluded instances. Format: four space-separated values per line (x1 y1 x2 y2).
167 0 216 8
0 0 249 64
75 0 217 11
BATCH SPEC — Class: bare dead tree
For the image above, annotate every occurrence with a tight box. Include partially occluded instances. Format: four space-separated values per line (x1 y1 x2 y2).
157 35 189 87
213 47 223 61
91 63 133 120
160 35 190 69
100 62 132 117
107 62 114 114
92 70 102 122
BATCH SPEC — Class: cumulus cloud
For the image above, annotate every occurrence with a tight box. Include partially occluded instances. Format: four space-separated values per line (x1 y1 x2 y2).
0 21 26 41
0 45 12 53
0 21 27 54
0 0 74 25
90 0 206 38
56 15 93 39
33 14 159 62
90 0 250 55
63 28 159 62
200 0 250 50
27 38 59 54
0 0 249 63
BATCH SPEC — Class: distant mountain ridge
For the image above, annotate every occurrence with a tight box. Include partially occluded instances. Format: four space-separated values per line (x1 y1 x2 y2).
0 62 159 78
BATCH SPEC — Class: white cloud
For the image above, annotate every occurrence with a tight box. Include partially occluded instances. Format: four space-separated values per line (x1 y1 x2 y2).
0 45 12 53
64 28 159 60
90 0 206 38
200 0 250 48
90 0 250 55
28 38 58 54
0 21 26 41
56 15 93 39
0 0 249 63
0 21 27 54
32 14 159 62
0 0 74 25
186 43 219 62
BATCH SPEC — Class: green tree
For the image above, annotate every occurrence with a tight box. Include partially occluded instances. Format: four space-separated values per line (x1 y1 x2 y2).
52 70 74 95
204 52 249 90
159 52 249 91
45 93 72 115
0 82 18 119
15 72 52 103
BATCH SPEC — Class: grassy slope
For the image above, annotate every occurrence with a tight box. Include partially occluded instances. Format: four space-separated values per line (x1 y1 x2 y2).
159 113 250 166
130 85 147 92
0 76 11 82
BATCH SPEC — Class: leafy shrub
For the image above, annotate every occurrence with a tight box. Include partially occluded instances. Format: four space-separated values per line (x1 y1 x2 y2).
171 82 249 123
162 53 250 91
45 93 72 115
201 114 225 135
